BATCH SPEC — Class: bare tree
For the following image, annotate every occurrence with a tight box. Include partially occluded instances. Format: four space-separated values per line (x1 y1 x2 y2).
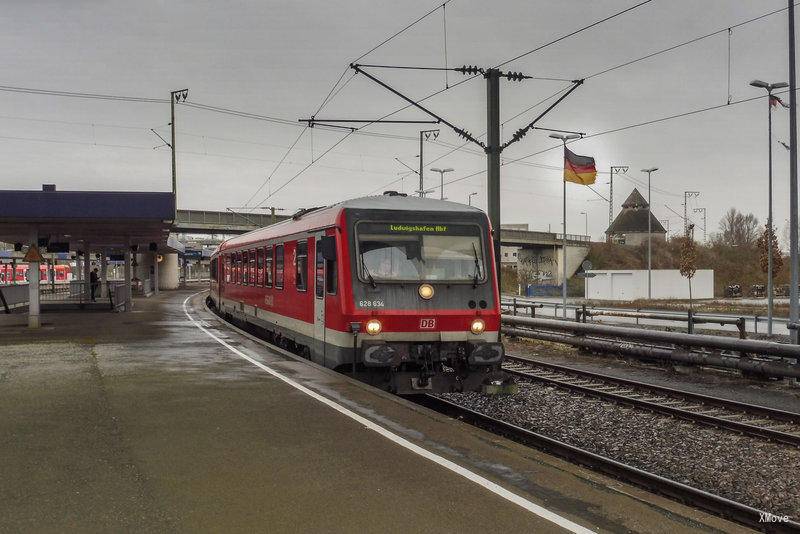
680 224 697 309
717 208 759 247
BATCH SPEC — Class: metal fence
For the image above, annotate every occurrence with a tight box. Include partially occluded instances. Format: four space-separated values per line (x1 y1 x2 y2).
501 296 791 338
1 281 122 312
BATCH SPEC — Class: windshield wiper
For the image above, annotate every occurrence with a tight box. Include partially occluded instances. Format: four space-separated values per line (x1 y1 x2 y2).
471 243 482 288
361 260 377 288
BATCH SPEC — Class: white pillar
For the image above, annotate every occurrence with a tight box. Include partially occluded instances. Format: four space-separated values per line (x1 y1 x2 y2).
28 230 40 328
100 253 108 298
124 248 132 312
152 251 159 295
159 253 180 289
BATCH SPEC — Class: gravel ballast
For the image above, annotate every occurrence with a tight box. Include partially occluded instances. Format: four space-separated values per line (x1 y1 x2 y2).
441 379 800 518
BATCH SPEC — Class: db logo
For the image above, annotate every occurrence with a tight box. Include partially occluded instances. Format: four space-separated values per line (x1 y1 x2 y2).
419 318 436 330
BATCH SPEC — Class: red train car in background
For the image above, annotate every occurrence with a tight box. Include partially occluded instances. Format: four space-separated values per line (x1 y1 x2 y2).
208 193 507 394
0 263 72 285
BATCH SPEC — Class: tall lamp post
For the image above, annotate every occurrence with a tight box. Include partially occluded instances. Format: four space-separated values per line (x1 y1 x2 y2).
580 211 588 237
430 167 454 200
641 167 659 300
750 79 788 335
550 133 582 317
468 191 478 206
788 0 799 344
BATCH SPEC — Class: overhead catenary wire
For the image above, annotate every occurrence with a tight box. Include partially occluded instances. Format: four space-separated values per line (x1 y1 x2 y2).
242 127 308 208
583 3 795 81
0 84 167 103
0 113 156 131
254 131 355 206
241 1 459 207
494 0 655 69
352 0 455 64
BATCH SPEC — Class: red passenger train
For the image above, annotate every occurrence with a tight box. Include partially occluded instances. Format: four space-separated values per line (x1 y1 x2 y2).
0 263 72 285
208 192 506 394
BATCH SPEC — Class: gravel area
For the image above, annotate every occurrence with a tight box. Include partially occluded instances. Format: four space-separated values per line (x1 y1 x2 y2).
441 379 800 518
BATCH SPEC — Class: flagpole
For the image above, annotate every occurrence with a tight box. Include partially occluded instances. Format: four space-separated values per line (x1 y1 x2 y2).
551 134 584 318
563 177 567 317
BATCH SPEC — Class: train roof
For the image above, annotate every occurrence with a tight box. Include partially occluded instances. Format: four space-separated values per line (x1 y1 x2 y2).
217 193 485 252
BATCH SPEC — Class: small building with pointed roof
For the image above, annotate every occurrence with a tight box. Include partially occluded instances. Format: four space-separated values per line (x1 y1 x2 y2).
605 188 666 246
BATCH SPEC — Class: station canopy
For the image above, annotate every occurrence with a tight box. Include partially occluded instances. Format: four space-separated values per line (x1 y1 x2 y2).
0 186 180 254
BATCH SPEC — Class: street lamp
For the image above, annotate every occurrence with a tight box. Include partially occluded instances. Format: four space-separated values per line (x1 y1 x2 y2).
641 167 659 300
430 167 454 200
579 211 588 237
750 79 787 335
550 133 582 317
468 191 478 206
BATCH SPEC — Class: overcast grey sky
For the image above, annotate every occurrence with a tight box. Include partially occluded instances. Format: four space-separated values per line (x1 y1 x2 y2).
0 0 796 241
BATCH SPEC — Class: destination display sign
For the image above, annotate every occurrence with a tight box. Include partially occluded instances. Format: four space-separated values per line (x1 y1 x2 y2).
358 222 479 236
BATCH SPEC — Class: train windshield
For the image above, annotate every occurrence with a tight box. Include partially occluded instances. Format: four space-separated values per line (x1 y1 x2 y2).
356 222 485 283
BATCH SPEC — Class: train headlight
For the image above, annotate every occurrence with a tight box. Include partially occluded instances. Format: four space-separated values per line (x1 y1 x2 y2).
418 283 434 300
470 318 486 335
366 319 382 335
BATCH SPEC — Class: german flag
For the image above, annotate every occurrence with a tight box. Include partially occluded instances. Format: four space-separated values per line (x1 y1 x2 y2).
564 147 597 185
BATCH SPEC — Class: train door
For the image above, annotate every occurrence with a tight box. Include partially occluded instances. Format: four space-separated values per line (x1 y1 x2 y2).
312 232 326 364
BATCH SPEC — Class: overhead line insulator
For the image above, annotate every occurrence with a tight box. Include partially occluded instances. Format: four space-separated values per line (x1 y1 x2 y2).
455 65 484 76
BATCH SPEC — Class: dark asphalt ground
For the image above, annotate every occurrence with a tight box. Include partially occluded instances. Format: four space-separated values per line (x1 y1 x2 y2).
0 289 748 533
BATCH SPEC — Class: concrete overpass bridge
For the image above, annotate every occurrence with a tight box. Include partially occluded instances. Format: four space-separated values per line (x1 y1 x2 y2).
173 209 290 235
500 228 590 285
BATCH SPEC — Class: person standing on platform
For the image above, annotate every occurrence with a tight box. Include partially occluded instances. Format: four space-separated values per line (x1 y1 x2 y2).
90 267 99 302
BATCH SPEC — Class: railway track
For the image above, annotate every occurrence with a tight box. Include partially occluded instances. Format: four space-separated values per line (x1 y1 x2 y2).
418 394 800 533
503 354 800 448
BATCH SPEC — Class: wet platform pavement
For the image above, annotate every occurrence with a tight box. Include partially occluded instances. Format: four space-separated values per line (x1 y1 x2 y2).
0 289 749 533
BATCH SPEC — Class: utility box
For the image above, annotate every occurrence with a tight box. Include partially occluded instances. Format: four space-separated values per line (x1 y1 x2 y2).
585 269 714 301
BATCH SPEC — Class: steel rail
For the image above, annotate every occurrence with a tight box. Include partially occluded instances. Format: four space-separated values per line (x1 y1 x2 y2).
505 355 800 423
418 395 800 533
503 356 800 448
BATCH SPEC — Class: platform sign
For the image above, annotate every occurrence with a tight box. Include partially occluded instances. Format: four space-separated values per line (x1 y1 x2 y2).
23 245 44 263
575 259 596 278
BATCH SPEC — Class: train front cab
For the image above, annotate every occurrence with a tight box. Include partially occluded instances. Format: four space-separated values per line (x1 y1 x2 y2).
339 208 505 394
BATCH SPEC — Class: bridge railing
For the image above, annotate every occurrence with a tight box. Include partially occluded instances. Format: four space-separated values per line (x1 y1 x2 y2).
554 233 591 243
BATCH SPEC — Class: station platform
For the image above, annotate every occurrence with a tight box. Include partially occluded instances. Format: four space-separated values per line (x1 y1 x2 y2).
0 290 746 533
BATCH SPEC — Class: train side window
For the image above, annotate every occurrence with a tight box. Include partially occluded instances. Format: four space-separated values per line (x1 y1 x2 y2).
210 257 218 281
224 255 231 283
256 248 264 286
236 252 242 284
249 249 256 286
243 250 249 285
275 245 284 289
265 246 273 287
296 240 308 291
325 255 337 295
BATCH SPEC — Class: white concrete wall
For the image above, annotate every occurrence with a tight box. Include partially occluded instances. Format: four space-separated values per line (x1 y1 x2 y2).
585 269 714 300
